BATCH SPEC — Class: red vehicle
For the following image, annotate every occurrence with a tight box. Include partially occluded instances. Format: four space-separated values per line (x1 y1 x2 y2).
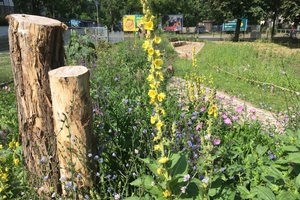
164 25 181 32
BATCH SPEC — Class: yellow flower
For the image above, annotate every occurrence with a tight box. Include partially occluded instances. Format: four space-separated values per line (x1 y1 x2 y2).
153 136 159 141
150 116 156 124
149 97 156 105
148 48 154 56
14 158 19 165
157 168 163 175
3 195 7 199
163 190 171 197
140 16 147 24
0 187 2 192
147 74 154 82
157 92 166 102
153 59 163 69
1 173 8 181
144 21 154 30
142 40 149 50
156 71 164 81
155 50 161 57
172 123 176 133
9 141 15 148
150 81 160 89
15 142 20 147
208 105 218 116
1 156 6 162
153 36 161 44
0 144 2 149
156 121 163 131
154 144 160 151
148 90 157 98
150 15 155 21
5 167 8 172
158 156 169 164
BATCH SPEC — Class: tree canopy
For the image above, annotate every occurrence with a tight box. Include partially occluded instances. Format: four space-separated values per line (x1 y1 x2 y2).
11 0 300 37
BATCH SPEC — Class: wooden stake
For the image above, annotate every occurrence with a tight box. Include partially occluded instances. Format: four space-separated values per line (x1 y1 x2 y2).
49 66 97 194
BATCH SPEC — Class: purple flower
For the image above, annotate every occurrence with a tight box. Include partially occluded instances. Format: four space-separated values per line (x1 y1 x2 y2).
40 157 46 163
94 155 99 160
88 153 92 157
250 108 256 113
180 113 185 118
43 176 48 181
84 194 89 199
124 99 129 103
270 154 276 160
77 173 82 179
213 138 221 145
222 113 228 119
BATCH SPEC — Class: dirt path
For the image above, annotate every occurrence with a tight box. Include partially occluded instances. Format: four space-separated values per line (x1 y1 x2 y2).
168 41 281 130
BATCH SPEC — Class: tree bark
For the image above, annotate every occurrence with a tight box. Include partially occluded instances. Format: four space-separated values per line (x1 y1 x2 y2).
6 14 67 196
233 18 242 42
49 66 97 195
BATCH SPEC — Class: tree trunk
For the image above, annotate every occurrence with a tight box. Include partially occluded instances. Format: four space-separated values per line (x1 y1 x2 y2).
49 66 97 195
233 18 242 42
271 11 277 40
6 14 67 196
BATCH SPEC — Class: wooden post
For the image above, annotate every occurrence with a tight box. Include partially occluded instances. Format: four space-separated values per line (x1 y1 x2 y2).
49 66 97 194
6 14 67 195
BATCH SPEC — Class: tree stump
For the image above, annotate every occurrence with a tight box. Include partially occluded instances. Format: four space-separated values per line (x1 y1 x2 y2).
6 14 67 195
49 66 97 194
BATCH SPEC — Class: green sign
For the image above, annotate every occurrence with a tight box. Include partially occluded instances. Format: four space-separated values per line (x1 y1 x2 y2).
222 18 247 31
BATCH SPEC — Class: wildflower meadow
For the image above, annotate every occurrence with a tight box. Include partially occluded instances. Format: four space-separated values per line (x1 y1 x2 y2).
1 1 300 199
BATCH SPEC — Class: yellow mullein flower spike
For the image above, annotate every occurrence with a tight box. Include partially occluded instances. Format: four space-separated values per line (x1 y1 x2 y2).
14 158 19 165
156 121 163 131
154 144 160 151
157 92 166 102
153 36 161 44
144 21 154 30
157 168 163 175
153 59 163 69
148 89 157 98
158 156 169 164
150 116 156 124
155 50 161 57
148 48 154 56
142 41 149 50
163 190 171 197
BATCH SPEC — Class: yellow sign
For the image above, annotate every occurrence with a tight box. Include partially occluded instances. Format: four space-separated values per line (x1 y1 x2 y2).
123 15 143 32
123 15 136 31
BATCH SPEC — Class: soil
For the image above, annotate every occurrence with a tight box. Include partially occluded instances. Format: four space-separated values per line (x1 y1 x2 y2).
167 41 281 131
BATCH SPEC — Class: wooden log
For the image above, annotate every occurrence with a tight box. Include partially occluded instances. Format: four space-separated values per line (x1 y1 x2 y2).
49 66 97 194
6 14 67 195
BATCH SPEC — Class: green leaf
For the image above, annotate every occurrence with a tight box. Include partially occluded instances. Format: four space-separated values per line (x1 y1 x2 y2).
237 186 251 198
256 144 269 156
263 165 284 181
252 186 275 200
281 146 299 152
130 177 143 187
285 153 300 164
294 174 300 188
141 158 160 177
276 191 300 200
169 152 188 177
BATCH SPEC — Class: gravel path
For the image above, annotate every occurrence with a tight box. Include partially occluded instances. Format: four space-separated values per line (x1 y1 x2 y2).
168 42 282 131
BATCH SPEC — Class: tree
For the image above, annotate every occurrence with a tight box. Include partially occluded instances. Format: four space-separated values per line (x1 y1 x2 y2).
208 0 261 41
99 0 126 30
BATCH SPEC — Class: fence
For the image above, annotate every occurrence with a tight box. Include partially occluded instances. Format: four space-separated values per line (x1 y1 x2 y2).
0 26 125 52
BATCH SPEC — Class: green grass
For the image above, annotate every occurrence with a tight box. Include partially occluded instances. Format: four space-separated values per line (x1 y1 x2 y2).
0 52 13 84
173 41 300 112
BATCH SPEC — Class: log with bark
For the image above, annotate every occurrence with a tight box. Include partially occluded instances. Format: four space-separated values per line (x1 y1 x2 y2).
6 14 67 195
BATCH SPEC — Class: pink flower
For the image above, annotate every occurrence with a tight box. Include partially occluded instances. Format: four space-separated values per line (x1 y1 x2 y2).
250 108 256 113
222 113 228 119
251 115 256 120
232 116 239 121
236 106 243 113
200 107 206 112
196 122 203 131
224 118 232 124
213 139 221 145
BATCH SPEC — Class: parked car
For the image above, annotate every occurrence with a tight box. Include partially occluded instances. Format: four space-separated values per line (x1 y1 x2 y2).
194 25 206 34
164 25 182 33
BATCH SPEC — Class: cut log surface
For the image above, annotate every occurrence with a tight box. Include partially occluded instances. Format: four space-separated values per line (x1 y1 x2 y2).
49 66 97 192
6 14 67 195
